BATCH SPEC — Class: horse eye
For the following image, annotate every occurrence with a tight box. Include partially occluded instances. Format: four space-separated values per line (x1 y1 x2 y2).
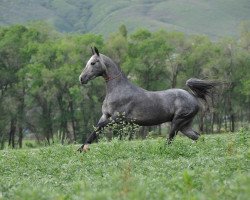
91 62 95 65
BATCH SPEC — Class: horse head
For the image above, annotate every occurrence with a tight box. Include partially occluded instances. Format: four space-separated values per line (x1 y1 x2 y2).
79 47 106 84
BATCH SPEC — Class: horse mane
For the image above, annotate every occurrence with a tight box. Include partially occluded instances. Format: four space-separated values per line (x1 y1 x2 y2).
101 54 128 80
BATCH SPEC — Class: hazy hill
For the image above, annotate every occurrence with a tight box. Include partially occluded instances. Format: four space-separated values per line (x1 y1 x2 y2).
0 0 250 38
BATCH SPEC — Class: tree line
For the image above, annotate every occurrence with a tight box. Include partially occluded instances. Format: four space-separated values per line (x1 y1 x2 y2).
0 22 250 149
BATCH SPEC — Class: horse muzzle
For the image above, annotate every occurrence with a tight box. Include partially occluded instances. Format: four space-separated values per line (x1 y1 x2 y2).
79 75 89 84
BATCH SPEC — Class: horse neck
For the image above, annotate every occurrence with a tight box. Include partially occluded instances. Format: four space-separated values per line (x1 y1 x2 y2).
101 55 129 94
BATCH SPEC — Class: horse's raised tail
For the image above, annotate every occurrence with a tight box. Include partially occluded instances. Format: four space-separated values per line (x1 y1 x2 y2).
186 78 218 101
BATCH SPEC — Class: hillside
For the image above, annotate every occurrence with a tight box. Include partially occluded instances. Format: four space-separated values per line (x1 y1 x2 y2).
0 133 249 199
0 0 250 38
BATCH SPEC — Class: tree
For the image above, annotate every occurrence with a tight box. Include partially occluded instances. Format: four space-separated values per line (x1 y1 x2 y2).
0 25 35 148
125 29 171 90
104 25 128 66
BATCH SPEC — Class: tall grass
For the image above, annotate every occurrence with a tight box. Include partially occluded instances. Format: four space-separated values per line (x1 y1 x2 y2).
0 132 249 200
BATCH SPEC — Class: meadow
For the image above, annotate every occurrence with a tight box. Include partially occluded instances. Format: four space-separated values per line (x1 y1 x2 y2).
0 132 249 200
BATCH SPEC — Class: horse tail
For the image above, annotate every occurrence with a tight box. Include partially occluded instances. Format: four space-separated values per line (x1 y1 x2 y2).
186 78 217 101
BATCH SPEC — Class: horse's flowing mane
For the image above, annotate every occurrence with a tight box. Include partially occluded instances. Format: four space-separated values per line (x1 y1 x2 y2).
101 54 128 80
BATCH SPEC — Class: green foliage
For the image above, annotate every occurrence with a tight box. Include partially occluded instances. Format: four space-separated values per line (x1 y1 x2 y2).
0 133 249 199
104 25 128 65
125 29 171 90
102 113 140 141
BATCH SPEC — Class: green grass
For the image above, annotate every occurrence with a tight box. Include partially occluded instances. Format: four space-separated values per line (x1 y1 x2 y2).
0 132 249 200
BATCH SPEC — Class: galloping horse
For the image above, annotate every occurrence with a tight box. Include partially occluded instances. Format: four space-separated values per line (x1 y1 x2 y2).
78 47 216 152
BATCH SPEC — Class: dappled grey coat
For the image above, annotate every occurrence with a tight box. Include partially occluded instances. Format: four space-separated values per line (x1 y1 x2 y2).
78 47 216 152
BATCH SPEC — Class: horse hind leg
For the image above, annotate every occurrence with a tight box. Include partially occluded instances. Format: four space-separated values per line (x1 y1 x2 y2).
168 117 191 144
180 121 200 141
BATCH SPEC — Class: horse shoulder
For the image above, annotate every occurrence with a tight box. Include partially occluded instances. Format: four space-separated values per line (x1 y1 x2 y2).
103 87 144 116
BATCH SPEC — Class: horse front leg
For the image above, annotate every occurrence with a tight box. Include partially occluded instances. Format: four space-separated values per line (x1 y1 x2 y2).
78 114 109 152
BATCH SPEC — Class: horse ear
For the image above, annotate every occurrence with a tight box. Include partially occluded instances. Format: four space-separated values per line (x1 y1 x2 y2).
91 47 95 55
94 46 100 56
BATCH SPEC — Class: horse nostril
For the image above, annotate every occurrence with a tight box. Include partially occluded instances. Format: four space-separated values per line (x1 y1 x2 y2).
81 77 85 84
80 76 87 84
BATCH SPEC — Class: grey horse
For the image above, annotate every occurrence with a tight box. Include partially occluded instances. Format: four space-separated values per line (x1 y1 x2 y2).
78 47 216 152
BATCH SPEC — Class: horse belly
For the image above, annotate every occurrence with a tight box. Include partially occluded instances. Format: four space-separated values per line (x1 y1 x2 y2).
129 105 173 126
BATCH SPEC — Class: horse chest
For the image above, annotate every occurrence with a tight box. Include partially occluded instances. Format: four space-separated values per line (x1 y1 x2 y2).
103 95 133 115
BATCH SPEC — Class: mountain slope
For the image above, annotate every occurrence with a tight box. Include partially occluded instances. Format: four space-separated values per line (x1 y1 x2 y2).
0 0 250 38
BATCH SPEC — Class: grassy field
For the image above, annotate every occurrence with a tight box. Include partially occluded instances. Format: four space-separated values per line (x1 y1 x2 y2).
0 132 249 200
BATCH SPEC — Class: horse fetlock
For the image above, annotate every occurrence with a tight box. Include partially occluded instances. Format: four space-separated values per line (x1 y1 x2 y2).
77 144 90 153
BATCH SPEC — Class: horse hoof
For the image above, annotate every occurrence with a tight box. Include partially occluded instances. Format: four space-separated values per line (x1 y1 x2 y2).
77 147 83 153
83 144 90 152
167 139 173 145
